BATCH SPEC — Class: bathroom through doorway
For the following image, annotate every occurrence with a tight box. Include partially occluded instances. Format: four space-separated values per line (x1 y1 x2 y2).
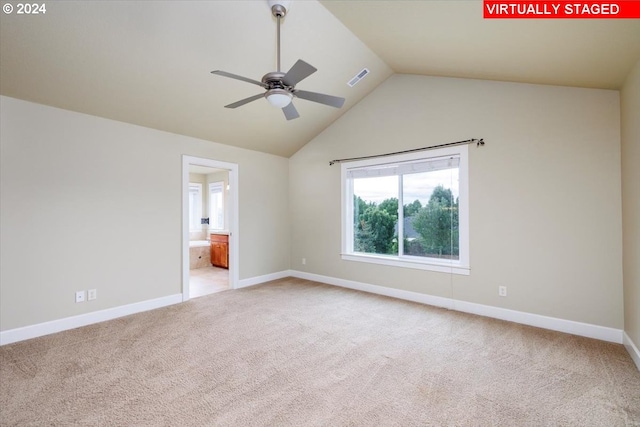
182 156 238 301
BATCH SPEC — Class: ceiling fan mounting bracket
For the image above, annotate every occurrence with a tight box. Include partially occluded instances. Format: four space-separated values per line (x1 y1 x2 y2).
271 4 287 18
268 1 290 17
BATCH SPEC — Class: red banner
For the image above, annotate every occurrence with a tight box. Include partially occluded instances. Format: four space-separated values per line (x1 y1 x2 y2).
484 1 640 18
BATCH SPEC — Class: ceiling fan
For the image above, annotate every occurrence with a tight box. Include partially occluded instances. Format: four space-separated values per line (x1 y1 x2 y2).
211 1 345 120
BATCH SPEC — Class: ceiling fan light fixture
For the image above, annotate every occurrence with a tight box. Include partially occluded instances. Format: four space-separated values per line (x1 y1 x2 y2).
265 89 293 108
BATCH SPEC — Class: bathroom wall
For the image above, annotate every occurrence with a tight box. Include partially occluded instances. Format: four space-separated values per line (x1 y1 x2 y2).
189 245 211 270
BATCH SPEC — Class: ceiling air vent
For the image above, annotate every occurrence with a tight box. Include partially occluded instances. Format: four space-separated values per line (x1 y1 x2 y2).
347 68 370 87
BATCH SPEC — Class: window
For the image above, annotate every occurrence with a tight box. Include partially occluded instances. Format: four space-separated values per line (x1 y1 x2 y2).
209 182 224 230
342 145 469 275
188 183 203 231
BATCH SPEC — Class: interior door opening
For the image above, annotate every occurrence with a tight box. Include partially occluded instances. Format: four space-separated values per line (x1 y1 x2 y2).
182 156 238 301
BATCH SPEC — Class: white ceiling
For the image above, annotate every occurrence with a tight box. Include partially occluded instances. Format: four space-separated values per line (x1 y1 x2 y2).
321 1 640 90
2 1 638 157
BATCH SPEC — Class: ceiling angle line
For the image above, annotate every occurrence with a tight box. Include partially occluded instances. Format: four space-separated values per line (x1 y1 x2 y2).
328 138 485 166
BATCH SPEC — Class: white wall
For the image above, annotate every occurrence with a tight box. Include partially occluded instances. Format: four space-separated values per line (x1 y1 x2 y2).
0 96 290 331
290 74 623 329
621 59 640 349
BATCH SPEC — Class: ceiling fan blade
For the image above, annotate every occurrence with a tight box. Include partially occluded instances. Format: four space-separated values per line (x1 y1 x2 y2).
211 70 267 88
224 93 264 109
282 60 317 87
294 90 345 108
282 103 300 120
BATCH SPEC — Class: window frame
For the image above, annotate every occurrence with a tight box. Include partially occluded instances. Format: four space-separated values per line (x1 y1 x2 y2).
341 144 470 275
208 181 225 230
188 182 203 232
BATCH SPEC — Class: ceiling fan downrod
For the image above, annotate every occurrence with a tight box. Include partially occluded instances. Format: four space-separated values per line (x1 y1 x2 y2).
270 2 288 73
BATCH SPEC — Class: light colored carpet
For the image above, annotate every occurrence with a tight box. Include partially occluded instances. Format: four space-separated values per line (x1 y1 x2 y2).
1 278 639 426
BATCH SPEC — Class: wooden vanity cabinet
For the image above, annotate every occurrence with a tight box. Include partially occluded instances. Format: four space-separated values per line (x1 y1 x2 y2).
210 233 229 269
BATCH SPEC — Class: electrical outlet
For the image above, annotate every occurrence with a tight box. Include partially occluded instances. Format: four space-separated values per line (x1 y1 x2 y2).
302 258 306 265
498 286 507 297
75 291 86 303
88 289 97 301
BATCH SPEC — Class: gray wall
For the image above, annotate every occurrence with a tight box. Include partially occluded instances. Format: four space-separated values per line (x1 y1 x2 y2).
621 59 640 348
289 74 623 329
0 96 290 331
1 69 633 341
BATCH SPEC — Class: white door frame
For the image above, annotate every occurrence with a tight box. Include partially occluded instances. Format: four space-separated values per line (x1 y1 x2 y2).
182 155 239 301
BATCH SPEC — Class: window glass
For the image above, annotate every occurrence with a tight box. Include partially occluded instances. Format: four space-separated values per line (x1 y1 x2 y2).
209 182 224 230
402 168 459 260
353 175 398 256
342 145 469 274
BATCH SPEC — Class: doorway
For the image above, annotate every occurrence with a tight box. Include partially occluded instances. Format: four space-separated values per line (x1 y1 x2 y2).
182 155 238 301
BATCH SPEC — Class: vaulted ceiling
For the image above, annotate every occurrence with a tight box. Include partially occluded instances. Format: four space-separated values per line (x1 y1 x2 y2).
2 1 639 157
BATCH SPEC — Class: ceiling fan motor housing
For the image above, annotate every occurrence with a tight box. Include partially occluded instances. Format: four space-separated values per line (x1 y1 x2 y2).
262 72 289 90
262 71 293 107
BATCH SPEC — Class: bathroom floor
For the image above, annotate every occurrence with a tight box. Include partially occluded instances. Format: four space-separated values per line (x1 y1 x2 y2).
189 266 229 298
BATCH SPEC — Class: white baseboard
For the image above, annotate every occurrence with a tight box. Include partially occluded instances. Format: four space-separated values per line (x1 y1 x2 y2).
4 272 633 370
623 332 640 371
290 270 623 344
0 294 183 346
237 270 293 289
293 270 454 309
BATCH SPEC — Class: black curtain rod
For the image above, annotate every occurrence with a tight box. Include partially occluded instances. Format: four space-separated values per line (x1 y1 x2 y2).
329 138 485 166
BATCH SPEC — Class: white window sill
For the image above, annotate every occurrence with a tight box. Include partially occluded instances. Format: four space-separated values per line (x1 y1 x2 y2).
341 253 470 276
